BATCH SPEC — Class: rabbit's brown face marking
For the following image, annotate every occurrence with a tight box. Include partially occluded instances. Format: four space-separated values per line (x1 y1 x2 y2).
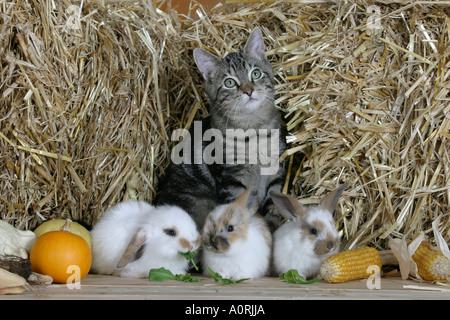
300 219 339 256
300 219 324 242
202 203 249 253
224 203 249 244
314 235 340 256
179 236 202 251
312 218 340 256
179 238 190 250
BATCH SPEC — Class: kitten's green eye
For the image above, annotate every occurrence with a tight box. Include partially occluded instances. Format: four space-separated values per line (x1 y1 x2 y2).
251 69 262 80
224 78 236 88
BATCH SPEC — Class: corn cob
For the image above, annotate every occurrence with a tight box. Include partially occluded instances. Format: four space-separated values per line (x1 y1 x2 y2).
320 247 382 283
412 245 450 281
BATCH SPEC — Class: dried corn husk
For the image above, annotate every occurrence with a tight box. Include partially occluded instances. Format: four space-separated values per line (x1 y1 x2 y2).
0 268 35 295
390 226 450 281
389 233 425 280
27 272 53 286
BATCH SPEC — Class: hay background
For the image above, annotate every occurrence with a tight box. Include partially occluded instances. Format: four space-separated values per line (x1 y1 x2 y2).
0 0 448 250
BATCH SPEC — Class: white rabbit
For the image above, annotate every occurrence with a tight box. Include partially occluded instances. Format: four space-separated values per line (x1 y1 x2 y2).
91 200 200 278
201 187 272 280
270 185 346 279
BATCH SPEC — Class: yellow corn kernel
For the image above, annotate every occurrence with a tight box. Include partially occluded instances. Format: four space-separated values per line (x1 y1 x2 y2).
412 245 450 281
320 247 382 283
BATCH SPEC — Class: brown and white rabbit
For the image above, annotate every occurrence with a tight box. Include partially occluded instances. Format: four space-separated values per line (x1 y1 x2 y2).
270 185 346 279
91 200 200 278
201 187 272 280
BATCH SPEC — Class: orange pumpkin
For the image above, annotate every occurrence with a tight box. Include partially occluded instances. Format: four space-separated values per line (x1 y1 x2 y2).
29 220 92 284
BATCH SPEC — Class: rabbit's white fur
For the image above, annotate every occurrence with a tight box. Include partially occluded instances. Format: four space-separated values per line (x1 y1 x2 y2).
91 200 200 278
273 207 339 279
201 187 272 279
271 186 346 279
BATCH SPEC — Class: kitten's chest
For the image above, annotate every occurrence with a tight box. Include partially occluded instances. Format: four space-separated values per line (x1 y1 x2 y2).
223 129 274 166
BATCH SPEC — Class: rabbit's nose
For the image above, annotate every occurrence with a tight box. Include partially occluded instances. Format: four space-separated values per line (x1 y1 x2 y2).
190 238 200 251
208 239 218 250
206 235 219 251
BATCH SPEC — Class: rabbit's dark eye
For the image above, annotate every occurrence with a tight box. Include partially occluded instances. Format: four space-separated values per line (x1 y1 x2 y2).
164 228 177 237
227 225 234 232
310 228 318 235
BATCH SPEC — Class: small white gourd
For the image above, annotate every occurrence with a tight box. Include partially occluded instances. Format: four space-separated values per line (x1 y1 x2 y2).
0 220 36 258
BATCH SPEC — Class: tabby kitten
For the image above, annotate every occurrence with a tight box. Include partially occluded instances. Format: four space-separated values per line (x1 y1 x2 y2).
155 28 286 231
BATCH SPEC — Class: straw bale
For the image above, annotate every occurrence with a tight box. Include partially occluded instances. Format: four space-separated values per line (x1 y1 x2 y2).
0 0 449 250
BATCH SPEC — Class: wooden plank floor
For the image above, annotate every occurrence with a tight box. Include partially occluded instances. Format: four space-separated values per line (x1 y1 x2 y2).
2 274 450 300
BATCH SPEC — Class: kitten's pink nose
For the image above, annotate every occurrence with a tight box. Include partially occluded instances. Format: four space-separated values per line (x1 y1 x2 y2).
241 82 254 97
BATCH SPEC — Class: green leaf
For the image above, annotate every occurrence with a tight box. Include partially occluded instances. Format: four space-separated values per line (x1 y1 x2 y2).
281 269 320 284
179 251 199 271
149 267 176 281
206 267 250 285
149 267 202 283
174 273 202 283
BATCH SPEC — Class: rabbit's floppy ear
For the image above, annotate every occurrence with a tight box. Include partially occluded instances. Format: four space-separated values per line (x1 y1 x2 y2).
116 228 146 268
320 185 347 213
269 191 307 222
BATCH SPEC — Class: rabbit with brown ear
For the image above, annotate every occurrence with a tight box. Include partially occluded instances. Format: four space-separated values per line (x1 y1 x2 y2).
270 185 346 279
201 186 272 280
91 201 200 278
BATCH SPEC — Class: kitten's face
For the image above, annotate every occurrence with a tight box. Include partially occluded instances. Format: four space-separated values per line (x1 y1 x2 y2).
193 28 274 118
208 52 274 113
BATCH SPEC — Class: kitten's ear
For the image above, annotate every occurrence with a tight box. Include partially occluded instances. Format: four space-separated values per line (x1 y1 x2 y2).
243 27 266 61
193 48 221 79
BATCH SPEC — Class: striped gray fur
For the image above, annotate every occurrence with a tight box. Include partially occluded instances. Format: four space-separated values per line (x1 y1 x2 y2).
155 28 286 231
